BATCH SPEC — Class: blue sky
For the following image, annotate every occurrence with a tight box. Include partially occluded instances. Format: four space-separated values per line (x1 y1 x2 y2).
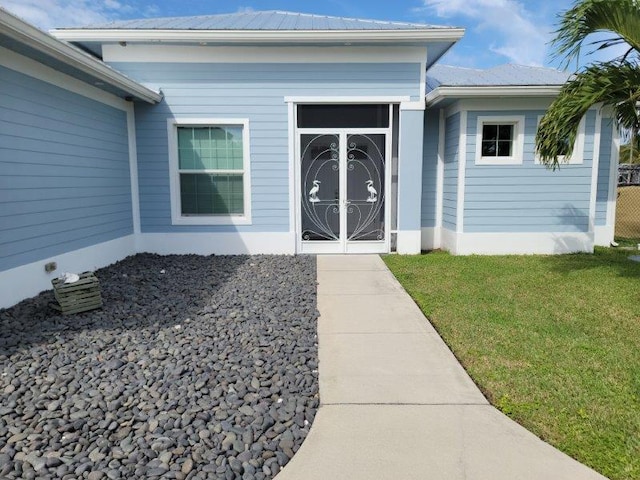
0 0 618 70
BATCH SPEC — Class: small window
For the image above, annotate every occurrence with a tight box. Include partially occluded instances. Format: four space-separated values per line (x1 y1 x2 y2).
168 119 251 225
535 115 585 165
475 116 525 165
481 124 514 157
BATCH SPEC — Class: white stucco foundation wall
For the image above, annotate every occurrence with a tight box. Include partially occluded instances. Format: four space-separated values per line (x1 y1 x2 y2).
0 235 136 309
445 231 594 255
420 227 441 251
396 231 422 254
593 225 615 247
138 232 296 256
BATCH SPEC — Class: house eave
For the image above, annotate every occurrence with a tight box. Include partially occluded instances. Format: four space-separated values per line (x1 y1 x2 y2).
1 8 162 103
50 27 466 45
426 85 563 107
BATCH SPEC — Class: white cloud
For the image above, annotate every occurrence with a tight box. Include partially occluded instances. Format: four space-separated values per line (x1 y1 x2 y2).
421 0 551 66
0 0 129 30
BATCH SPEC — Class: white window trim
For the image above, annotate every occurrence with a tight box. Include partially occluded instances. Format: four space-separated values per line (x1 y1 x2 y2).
167 118 252 226
475 115 525 165
535 115 586 165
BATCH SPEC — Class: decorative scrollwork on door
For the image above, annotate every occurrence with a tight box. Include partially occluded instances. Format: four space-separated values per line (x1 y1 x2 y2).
346 135 385 241
300 134 340 241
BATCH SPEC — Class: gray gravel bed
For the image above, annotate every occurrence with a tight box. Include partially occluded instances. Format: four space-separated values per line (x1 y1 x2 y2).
0 254 319 479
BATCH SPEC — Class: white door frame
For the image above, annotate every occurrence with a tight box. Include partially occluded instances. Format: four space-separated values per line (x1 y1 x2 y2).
294 114 393 254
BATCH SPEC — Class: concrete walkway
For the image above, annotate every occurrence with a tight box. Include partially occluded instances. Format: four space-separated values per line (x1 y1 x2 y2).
275 255 607 480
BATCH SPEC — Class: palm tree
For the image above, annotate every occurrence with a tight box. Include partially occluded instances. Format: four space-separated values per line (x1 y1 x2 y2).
536 0 640 169
619 139 640 164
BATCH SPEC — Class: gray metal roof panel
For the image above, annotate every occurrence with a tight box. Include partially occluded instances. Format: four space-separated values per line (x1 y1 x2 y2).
66 10 454 31
427 64 571 89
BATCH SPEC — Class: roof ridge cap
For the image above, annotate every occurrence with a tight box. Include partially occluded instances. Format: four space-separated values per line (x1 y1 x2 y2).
497 63 565 72
71 10 450 30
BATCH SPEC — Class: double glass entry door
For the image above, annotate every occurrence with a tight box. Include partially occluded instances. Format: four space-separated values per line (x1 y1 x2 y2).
299 131 388 253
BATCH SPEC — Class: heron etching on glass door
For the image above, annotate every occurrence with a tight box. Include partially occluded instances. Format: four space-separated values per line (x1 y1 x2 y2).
365 180 377 203
309 180 321 203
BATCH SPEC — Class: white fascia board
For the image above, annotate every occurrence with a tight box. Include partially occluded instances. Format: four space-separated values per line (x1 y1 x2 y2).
102 44 427 64
0 9 161 103
51 28 465 44
284 95 411 103
426 85 563 107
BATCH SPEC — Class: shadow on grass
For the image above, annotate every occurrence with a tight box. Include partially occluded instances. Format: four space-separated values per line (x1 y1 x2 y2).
537 247 640 279
0 253 247 356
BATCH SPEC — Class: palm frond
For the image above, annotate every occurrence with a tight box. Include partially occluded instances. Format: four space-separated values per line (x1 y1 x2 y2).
536 61 640 169
553 0 640 67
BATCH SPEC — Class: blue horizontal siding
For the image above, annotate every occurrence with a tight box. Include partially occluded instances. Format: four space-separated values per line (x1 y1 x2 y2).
421 109 439 228
398 109 424 231
596 119 614 226
110 62 422 233
442 113 460 230
463 110 595 233
0 65 132 272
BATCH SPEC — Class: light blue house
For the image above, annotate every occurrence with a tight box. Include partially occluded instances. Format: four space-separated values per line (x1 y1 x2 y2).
0 9 619 307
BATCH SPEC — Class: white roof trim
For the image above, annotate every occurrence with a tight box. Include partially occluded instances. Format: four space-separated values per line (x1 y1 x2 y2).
426 85 563 106
0 8 161 103
51 28 465 44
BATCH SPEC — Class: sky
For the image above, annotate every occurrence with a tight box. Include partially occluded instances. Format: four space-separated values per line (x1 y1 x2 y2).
0 0 623 70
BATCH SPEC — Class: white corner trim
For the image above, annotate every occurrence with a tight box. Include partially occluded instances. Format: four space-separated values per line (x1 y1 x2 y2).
284 95 411 104
535 115 586 165
287 101 296 236
607 120 620 230
451 231 593 255
166 117 253 226
0 235 136 309
420 227 441 251
0 46 128 111
396 230 422 254
594 225 615 246
427 85 562 107
435 109 445 236
456 111 468 233
138 232 296 255
53 27 465 44
126 104 141 237
419 59 427 100
588 109 603 233
474 115 525 166
396 108 405 234
102 44 427 64
400 100 426 111
440 228 458 254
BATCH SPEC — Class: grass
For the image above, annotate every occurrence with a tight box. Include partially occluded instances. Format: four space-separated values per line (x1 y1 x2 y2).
384 248 640 480
616 186 640 239
614 236 640 249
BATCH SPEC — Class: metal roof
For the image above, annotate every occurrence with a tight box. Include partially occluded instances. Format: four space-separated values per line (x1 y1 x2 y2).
427 64 571 90
63 10 454 31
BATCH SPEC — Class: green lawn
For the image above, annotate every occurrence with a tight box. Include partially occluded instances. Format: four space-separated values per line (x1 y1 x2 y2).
384 249 640 480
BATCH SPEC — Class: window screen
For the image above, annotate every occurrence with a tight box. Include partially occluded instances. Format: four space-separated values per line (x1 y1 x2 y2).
177 126 245 215
297 104 390 128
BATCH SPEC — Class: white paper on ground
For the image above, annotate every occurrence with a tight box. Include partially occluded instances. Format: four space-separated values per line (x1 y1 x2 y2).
60 272 80 284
